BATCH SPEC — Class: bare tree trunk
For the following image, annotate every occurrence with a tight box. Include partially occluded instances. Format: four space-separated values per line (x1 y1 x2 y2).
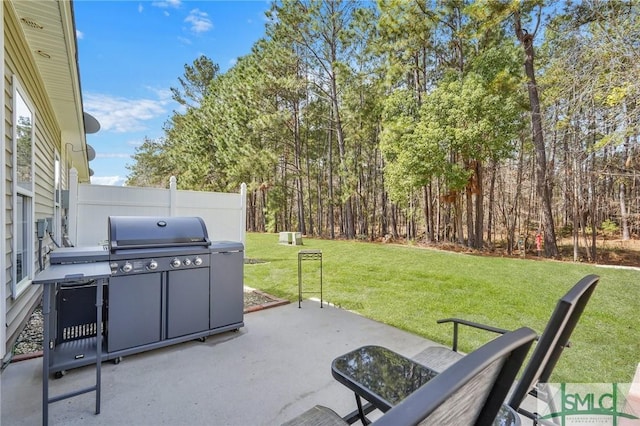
371 149 379 240
487 160 496 245
455 197 464 245
435 180 441 242
515 9 559 257
466 189 473 247
589 154 597 262
304 134 314 236
391 204 399 239
572 154 579 262
293 102 306 235
317 166 324 238
620 182 630 240
508 138 525 255
381 165 389 237
474 162 484 249
423 184 434 242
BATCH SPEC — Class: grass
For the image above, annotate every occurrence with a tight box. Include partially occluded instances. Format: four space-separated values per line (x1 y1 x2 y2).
243 232 639 384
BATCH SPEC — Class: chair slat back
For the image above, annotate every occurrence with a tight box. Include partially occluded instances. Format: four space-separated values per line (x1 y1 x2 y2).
374 327 537 426
508 274 599 409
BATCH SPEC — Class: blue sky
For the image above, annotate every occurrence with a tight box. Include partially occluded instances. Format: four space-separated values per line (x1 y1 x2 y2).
74 0 270 186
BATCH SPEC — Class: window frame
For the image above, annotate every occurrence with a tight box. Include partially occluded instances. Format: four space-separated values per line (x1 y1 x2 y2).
12 76 35 299
54 151 62 242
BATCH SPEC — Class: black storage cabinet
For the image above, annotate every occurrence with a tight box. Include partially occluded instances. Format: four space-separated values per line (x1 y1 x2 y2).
210 241 244 329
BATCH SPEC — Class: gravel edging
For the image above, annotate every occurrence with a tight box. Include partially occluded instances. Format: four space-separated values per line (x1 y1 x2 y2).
10 288 289 362
243 289 289 313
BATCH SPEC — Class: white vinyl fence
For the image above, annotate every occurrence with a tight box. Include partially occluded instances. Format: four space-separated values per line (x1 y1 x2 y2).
67 169 246 248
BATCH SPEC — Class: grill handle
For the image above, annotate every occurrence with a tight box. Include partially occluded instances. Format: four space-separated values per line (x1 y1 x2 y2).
110 240 211 252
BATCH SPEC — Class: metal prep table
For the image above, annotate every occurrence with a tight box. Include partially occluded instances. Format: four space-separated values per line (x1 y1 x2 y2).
32 261 111 426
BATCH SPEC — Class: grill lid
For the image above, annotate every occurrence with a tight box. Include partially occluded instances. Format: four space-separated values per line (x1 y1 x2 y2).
108 216 211 252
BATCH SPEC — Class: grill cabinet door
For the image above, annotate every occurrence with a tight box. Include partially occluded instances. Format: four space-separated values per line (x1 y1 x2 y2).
210 250 244 329
167 268 209 338
108 273 162 352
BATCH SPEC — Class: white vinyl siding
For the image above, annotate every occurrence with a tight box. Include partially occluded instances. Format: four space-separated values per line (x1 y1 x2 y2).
3 2 66 355
0 1 5 360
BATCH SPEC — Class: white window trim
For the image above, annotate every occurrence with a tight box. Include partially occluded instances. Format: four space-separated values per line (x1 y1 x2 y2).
54 151 62 243
12 76 35 299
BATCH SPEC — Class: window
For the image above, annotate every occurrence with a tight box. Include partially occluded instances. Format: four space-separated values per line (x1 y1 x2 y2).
12 77 34 298
16 195 30 282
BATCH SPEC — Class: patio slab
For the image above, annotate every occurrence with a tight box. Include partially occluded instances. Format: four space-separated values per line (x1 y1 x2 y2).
1 300 443 425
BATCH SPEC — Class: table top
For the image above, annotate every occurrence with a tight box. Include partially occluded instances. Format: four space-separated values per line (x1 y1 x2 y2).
332 345 520 426
332 345 437 409
32 262 112 285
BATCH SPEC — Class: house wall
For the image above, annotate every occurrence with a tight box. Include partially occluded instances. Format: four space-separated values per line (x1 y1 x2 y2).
2 3 68 358
1 0 6 361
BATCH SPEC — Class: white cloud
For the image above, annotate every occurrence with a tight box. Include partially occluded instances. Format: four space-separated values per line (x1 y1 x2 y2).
76 30 84 40
151 0 181 9
146 87 173 102
91 175 126 186
83 93 168 133
178 36 192 45
185 9 213 34
96 153 132 159
138 3 143 13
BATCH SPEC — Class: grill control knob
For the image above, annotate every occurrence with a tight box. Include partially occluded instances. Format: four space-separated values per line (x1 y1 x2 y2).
193 257 203 266
170 258 182 268
121 262 133 273
147 260 158 270
183 258 192 266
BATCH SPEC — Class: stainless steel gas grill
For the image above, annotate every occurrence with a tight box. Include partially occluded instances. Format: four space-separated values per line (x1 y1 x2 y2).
41 216 244 375
107 216 244 356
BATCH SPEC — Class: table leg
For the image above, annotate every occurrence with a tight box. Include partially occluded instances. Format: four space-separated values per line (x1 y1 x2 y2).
355 394 370 425
95 280 103 414
298 255 302 308
42 284 51 426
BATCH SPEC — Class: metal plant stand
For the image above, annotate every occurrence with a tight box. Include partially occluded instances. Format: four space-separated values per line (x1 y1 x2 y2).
298 249 323 308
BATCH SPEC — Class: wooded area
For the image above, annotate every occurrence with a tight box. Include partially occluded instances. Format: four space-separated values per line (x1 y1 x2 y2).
126 0 639 261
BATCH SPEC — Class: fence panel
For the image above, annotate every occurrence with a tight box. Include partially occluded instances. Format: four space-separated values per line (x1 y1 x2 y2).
69 170 246 248
174 191 244 242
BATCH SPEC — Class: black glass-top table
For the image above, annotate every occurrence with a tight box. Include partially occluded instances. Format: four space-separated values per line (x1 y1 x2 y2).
332 345 521 426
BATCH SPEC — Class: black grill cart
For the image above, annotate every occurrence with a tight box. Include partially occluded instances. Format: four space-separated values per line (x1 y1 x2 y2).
32 261 111 426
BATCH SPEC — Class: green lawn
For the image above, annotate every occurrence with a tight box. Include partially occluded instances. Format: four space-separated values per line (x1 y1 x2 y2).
243 232 639 384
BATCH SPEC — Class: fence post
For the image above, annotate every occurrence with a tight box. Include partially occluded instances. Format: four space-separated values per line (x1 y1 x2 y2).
240 182 247 254
68 168 79 245
169 176 177 217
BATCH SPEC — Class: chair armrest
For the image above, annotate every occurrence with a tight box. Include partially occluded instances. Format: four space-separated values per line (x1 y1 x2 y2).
436 318 512 352
437 318 541 352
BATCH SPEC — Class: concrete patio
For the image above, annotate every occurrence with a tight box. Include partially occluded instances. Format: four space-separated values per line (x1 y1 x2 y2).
2 300 444 425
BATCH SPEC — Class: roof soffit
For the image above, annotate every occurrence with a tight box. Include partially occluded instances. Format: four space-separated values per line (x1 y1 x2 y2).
10 0 89 182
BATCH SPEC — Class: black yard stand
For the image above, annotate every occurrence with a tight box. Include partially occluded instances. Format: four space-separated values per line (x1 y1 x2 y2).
297 249 323 308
